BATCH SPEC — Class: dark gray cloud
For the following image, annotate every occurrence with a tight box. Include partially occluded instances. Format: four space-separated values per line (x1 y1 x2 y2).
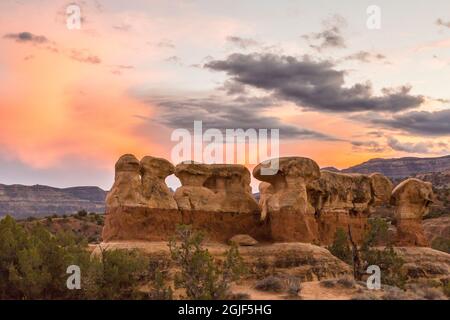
226 36 260 49
302 15 347 51
3 32 48 44
436 18 450 28
343 51 387 63
351 140 385 153
368 109 450 136
143 95 336 141
3 31 101 65
387 137 433 153
205 53 424 113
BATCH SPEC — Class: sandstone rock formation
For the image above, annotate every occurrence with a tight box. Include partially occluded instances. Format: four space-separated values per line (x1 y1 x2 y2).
140 156 178 210
105 154 144 208
104 156 263 242
174 163 259 213
103 154 433 248
253 157 393 244
103 154 180 242
391 178 434 246
254 157 321 242
306 171 393 244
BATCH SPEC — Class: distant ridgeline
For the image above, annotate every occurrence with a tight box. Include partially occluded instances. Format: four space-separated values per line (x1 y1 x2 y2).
342 155 450 179
0 184 106 219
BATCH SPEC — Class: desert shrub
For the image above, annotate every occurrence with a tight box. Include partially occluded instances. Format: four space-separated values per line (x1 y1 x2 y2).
0 215 90 299
406 283 447 300
0 215 154 300
169 225 246 300
274 250 314 268
228 292 251 300
431 237 450 254
77 210 88 217
336 276 355 289
85 248 148 299
320 279 336 288
148 269 173 300
285 276 302 297
362 246 406 288
254 255 272 279
329 218 406 288
255 276 284 293
327 228 352 264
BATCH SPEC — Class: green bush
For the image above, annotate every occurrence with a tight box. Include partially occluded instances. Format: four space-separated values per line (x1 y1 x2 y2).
169 225 246 300
328 218 406 288
0 215 151 300
327 228 352 264
0 215 90 299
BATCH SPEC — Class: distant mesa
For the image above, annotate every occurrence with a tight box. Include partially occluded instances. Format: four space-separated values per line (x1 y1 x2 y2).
0 184 106 219
342 155 450 179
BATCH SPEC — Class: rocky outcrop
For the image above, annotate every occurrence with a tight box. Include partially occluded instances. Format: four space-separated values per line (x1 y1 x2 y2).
307 171 393 244
254 157 393 244
254 157 321 243
103 156 262 242
391 178 435 246
105 154 145 208
174 163 259 213
395 247 450 283
103 154 434 248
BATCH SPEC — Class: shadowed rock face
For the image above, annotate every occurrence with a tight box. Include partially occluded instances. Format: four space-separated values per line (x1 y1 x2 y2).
391 178 435 246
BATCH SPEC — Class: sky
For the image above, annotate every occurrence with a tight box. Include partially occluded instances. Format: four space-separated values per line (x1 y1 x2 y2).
0 0 449 191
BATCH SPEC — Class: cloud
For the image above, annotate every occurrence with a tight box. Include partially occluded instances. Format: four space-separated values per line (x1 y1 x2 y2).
3 32 48 44
3 31 101 65
226 36 260 49
342 51 387 63
387 137 433 153
351 140 385 153
144 95 336 141
165 55 182 65
205 53 424 113
367 109 450 136
436 18 450 28
302 15 347 51
68 49 101 64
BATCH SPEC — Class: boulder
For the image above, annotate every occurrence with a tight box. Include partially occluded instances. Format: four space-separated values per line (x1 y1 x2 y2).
391 178 434 246
229 234 258 246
